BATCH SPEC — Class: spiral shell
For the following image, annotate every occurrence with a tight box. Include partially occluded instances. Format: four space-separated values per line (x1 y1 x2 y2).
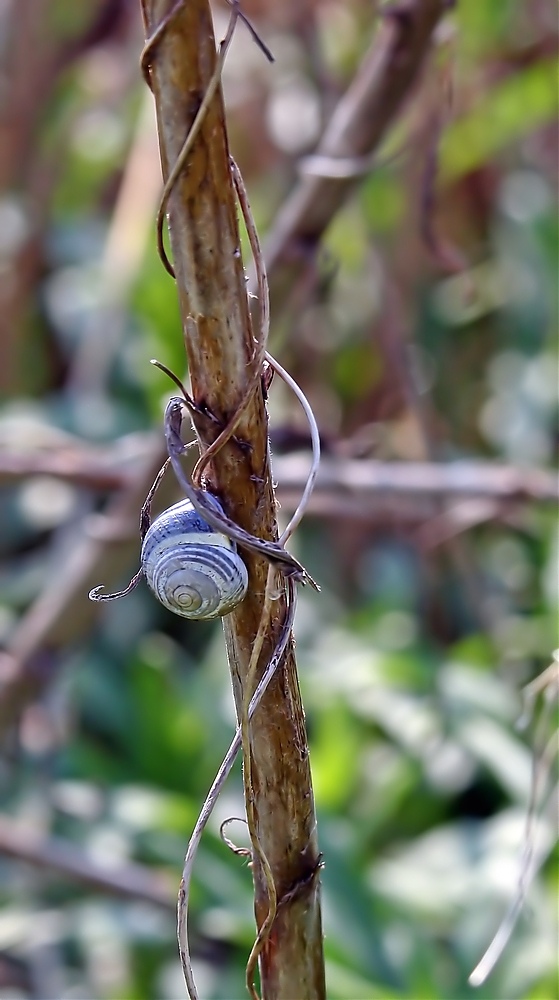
140 495 248 619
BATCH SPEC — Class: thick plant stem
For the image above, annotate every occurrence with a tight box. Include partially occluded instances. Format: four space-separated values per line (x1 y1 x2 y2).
139 2 325 998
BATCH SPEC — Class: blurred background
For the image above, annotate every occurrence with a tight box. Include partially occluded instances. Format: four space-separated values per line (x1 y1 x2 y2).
0 1 557 998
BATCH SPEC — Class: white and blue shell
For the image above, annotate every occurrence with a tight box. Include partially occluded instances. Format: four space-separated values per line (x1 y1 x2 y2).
140 496 248 619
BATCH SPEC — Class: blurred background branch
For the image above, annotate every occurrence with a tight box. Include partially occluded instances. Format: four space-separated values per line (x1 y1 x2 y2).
0 439 556 501
0 813 174 909
258 0 452 308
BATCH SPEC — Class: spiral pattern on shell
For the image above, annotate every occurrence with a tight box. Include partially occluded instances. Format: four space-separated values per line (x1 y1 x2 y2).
141 496 248 619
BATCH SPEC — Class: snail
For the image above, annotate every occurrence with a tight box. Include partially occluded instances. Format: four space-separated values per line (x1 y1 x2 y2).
90 366 318 616
140 494 249 619
90 490 249 620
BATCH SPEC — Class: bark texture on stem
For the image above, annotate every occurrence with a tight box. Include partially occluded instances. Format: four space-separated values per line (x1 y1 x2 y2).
139 2 325 998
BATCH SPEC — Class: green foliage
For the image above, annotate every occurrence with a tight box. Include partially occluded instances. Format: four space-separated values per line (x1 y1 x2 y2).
442 59 559 181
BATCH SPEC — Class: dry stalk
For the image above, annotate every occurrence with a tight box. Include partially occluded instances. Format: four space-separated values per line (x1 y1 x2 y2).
139 2 325 998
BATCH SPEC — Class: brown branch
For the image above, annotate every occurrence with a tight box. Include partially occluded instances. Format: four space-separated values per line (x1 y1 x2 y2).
273 456 559 504
1 443 555 503
258 0 452 303
0 432 155 491
274 456 557 545
139 2 324 998
0 814 174 910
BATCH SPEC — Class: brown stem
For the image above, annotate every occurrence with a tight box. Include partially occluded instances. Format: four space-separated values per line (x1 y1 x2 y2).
139 2 325 998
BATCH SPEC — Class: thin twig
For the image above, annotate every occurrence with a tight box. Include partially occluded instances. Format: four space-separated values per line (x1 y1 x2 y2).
227 155 322 545
268 357 321 544
226 0 274 63
469 658 559 986
219 816 251 857
88 454 176 602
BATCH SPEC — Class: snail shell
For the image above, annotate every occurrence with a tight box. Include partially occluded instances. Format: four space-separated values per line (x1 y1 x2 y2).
141 495 248 619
